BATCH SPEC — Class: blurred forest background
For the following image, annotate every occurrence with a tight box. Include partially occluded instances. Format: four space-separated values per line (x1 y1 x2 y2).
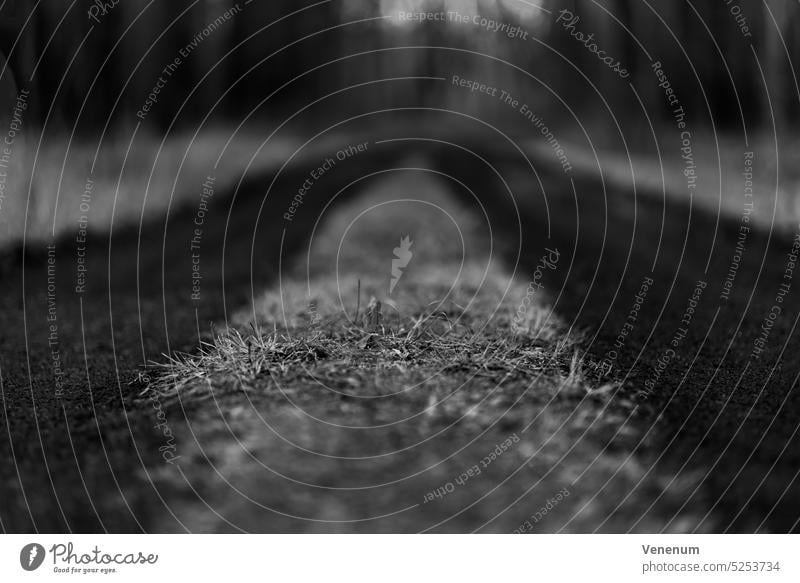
1 0 797 131
0 0 799 244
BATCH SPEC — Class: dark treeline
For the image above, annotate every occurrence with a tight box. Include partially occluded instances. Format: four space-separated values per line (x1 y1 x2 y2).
0 0 797 133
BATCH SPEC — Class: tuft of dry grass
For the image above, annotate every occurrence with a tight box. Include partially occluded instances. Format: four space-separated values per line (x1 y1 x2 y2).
140 298 581 402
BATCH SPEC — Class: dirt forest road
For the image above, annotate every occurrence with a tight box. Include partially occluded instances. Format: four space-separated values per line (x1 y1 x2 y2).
1 119 799 533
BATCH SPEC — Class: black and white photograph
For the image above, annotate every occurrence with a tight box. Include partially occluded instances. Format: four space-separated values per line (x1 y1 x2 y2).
0 0 799 579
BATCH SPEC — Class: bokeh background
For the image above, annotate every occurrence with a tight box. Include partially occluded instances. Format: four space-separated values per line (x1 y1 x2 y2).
1 0 799 247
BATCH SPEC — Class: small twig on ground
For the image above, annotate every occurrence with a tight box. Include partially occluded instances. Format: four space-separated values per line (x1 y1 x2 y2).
363 297 382 332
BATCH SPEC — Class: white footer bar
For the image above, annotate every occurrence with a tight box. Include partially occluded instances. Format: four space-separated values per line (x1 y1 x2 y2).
1 535 797 582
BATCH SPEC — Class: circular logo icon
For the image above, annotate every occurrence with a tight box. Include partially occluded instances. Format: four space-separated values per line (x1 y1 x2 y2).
19 543 45 571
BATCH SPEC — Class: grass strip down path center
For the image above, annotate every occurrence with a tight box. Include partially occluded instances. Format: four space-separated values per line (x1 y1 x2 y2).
141 160 706 533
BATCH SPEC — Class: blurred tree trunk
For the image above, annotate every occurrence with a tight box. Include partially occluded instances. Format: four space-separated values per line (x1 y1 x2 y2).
0 5 36 103
188 1 238 123
790 2 800 124
119 0 157 128
761 0 788 131
0 2 38 238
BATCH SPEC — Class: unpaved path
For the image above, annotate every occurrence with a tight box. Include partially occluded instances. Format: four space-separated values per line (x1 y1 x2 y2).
1 126 799 533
